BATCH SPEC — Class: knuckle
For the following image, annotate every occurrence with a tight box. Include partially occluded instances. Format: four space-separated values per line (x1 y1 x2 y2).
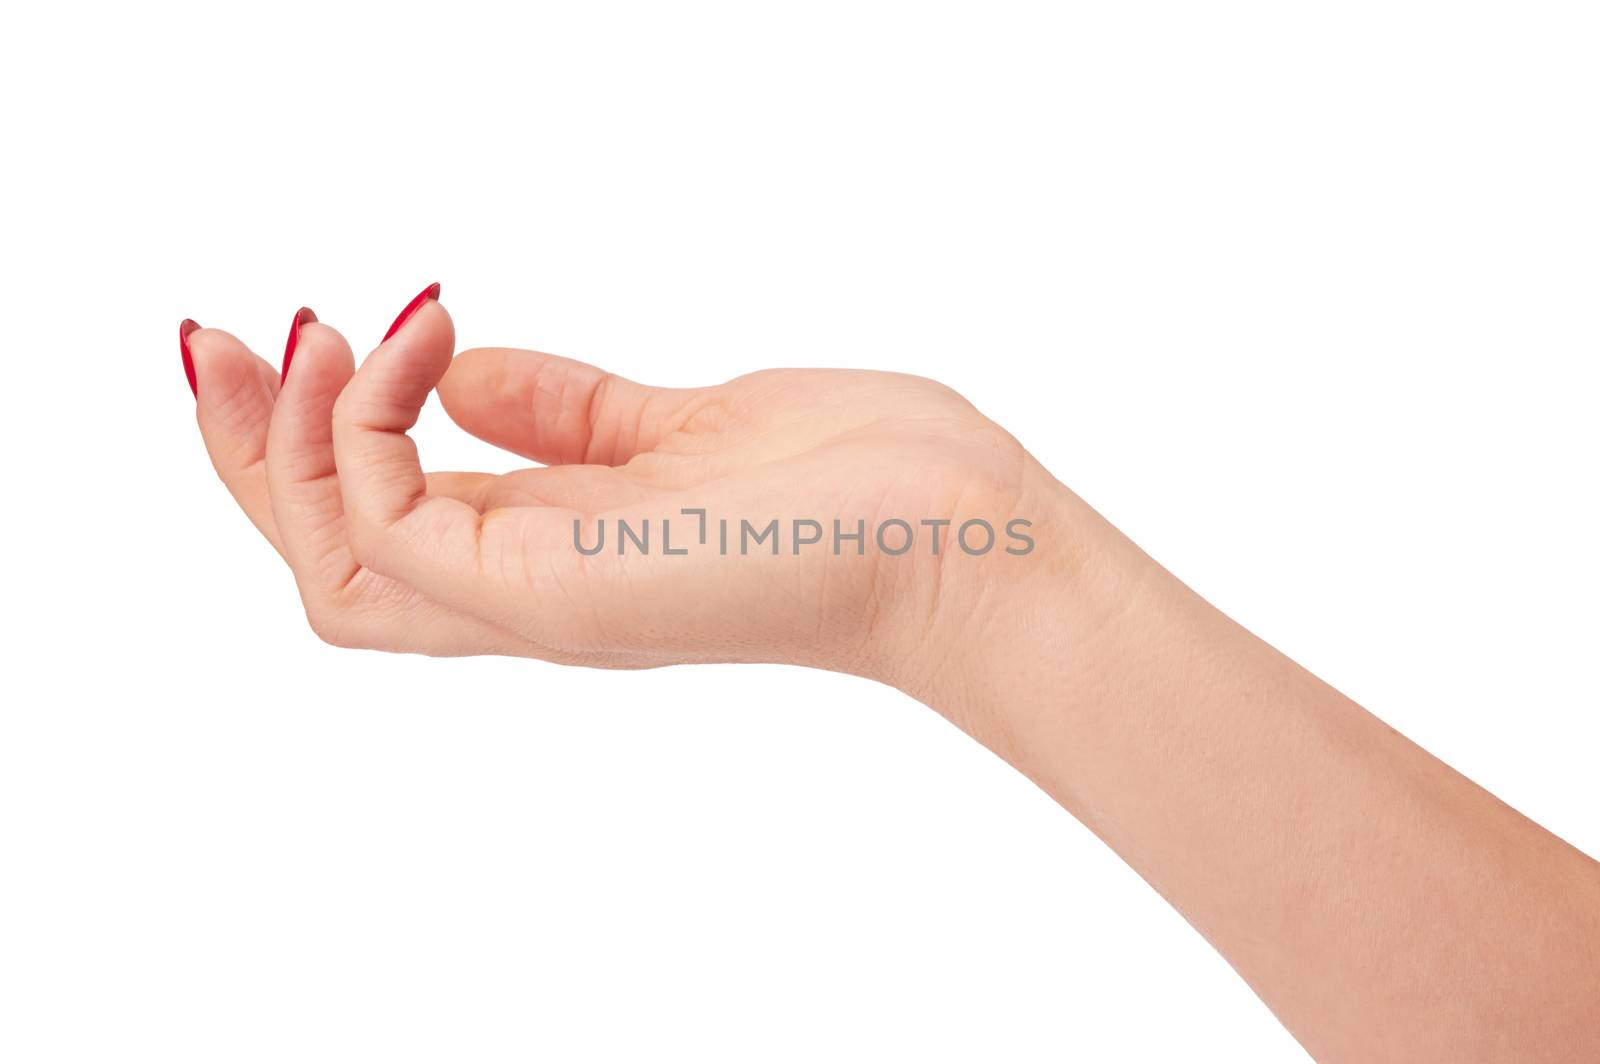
579 371 619 463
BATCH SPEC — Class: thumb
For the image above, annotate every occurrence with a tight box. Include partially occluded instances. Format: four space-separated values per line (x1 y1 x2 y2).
437 346 706 466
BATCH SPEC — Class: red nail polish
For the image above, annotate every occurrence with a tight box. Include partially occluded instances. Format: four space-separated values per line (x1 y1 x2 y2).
281 307 317 383
180 319 201 397
382 282 441 342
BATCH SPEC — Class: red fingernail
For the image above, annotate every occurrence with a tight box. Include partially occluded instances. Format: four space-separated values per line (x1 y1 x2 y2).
382 282 441 341
179 319 201 397
281 307 317 383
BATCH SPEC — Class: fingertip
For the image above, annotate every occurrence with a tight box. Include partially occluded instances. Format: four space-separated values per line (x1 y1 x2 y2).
393 296 454 358
381 281 443 343
436 345 501 411
186 326 279 405
280 318 357 392
351 298 455 409
185 324 250 361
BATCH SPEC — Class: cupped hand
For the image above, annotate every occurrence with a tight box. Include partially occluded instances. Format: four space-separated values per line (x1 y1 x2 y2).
185 287 1076 687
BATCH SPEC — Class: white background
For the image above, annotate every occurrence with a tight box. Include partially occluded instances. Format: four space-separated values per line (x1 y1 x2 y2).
2 2 1596 1060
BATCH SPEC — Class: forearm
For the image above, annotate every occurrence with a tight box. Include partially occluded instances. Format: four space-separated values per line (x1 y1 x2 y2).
916 484 1600 1062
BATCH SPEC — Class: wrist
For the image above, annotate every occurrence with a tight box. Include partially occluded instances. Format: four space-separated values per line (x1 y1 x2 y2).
891 469 1164 755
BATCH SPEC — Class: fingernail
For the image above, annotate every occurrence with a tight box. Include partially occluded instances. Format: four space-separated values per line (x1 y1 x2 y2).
281 307 317 383
179 319 201 397
382 282 441 342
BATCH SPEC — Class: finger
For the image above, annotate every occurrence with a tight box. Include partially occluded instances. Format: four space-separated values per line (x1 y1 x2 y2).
185 321 284 555
437 346 708 466
332 294 505 598
338 294 640 652
265 312 359 589
270 311 547 657
274 321 500 550
332 293 473 550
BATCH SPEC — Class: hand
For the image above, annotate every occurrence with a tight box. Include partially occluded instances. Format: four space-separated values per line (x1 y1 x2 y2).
185 285 1600 1063
186 286 1076 688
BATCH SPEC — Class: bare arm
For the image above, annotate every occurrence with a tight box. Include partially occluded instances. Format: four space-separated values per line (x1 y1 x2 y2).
185 287 1600 1060
916 486 1600 1062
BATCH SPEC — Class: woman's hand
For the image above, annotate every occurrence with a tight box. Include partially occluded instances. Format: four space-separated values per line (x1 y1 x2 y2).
185 283 1600 1062
185 285 1079 688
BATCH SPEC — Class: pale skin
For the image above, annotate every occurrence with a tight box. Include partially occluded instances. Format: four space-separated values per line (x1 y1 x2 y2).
186 288 1600 1062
